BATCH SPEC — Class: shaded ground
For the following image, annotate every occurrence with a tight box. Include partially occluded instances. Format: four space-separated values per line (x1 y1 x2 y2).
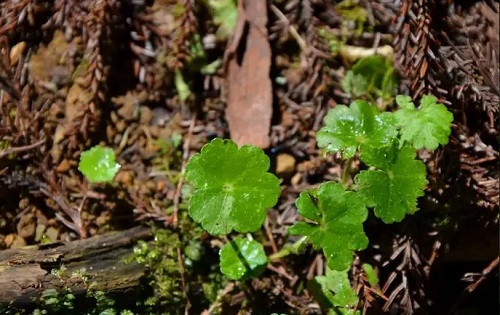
0 0 498 314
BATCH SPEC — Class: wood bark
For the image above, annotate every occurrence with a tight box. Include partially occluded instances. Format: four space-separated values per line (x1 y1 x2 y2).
0 226 152 306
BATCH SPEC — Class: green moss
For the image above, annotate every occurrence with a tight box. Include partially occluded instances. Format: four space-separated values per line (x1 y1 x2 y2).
1 266 136 315
335 0 371 35
127 228 186 312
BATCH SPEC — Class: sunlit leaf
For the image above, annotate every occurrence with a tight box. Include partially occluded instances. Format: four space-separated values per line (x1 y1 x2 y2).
395 94 453 150
185 139 280 235
355 144 427 223
78 146 120 183
219 237 267 281
288 182 369 270
317 100 397 158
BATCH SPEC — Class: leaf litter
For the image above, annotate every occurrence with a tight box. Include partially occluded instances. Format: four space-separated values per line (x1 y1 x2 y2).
0 0 497 314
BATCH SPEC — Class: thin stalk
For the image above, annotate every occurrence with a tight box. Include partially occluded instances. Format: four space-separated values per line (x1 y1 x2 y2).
268 236 308 262
341 157 354 188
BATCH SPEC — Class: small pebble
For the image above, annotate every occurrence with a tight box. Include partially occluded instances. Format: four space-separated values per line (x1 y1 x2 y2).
276 153 296 178
4 234 14 247
56 159 71 173
203 34 217 50
150 107 171 126
12 236 27 248
10 41 26 65
115 170 133 186
17 213 36 240
140 106 153 124
291 173 301 186
45 227 59 242
95 213 109 227
35 224 47 242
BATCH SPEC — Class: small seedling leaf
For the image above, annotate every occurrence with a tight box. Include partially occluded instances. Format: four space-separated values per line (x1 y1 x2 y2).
342 55 397 101
288 182 369 271
362 263 379 287
317 100 397 158
78 146 121 183
208 0 237 40
342 71 368 97
355 144 427 223
185 138 280 235
175 69 192 102
395 95 413 109
219 237 267 281
314 267 359 314
395 94 453 150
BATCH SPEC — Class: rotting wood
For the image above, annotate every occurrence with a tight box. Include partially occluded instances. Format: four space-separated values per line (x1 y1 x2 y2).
0 226 153 307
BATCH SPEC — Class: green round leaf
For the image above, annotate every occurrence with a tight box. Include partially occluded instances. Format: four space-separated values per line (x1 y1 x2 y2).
342 55 397 101
362 263 379 287
313 267 359 313
355 144 427 223
317 100 397 158
78 146 121 183
288 182 369 271
395 94 453 150
219 237 267 281
395 95 414 109
185 138 281 235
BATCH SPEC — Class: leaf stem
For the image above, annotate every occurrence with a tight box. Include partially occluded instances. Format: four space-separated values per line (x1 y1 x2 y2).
341 157 354 187
268 236 308 262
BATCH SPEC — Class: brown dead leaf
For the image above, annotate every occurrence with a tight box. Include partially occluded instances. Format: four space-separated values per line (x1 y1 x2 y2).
224 0 273 148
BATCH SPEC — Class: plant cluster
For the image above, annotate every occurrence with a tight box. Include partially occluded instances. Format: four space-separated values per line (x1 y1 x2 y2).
182 94 453 313
342 55 397 104
77 93 452 314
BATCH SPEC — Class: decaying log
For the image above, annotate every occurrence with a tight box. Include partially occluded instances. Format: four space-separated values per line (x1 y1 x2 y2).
0 226 153 306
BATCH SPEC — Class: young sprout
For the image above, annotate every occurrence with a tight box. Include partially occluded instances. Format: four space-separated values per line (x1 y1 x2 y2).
78 146 121 183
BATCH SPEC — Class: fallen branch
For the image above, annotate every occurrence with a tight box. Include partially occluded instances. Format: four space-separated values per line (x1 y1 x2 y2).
0 226 152 307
